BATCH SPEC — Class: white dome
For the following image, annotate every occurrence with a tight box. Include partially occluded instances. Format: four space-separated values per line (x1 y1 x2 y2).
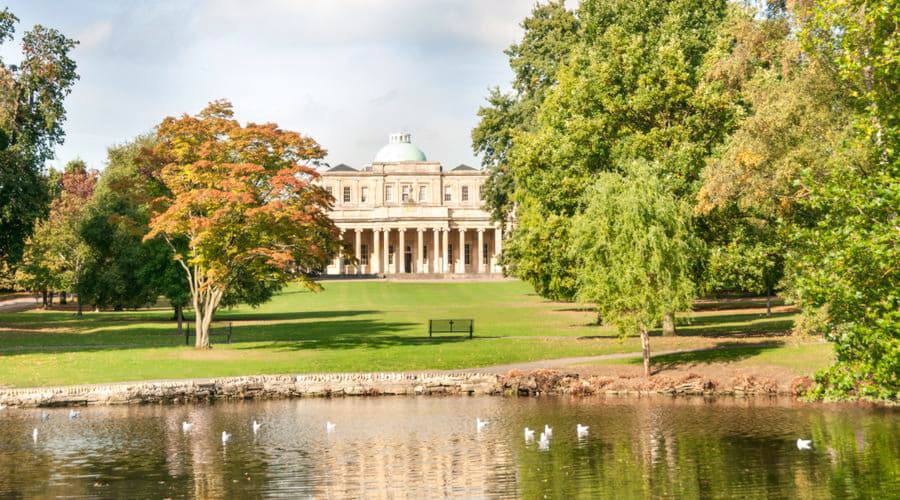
373 133 427 163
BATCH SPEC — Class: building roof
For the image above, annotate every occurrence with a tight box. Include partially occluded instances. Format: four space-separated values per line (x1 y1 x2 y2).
451 164 478 171
327 163 357 172
373 133 427 163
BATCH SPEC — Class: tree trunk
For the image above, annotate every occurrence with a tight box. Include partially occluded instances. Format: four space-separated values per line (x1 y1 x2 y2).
60 292 67 305
640 324 651 377
662 312 676 336
175 304 184 336
765 285 772 317
48 292 54 307
596 311 603 326
76 294 83 316
41 290 48 308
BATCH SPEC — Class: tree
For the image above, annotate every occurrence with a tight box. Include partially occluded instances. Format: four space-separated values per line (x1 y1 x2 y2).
0 8 78 265
500 0 731 300
14 161 95 308
145 100 341 348
472 0 579 224
789 0 899 400
572 161 700 376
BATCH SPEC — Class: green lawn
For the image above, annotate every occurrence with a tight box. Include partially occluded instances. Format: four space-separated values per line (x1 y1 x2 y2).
0 280 813 388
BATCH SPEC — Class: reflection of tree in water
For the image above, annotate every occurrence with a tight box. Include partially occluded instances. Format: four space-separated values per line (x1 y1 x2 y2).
0 399 896 497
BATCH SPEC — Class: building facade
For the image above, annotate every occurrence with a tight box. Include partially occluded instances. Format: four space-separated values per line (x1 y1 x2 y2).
318 133 501 276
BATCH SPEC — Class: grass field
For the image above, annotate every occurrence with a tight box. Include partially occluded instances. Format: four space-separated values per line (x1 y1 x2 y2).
0 280 820 388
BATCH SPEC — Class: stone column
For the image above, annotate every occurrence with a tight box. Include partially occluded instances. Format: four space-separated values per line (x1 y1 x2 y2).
339 229 346 274
457 228 465 273
399 228 406 273
373 228 381 274
494 227 503 273
477 228 485 274
354 228 362 274
432 228 440 273
383 227 391 274
416 228 424 274
441 228 449 273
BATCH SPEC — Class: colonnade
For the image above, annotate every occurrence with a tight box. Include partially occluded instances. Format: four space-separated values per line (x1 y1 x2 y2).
330 226 503 275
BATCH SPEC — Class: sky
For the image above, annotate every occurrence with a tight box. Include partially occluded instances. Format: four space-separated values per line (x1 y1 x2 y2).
2 0 537 171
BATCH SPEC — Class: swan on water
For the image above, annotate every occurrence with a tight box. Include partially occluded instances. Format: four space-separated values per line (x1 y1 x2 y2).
32 428 38 442
41 412 49 420
0 404 6 410
326 422 336 433
577 424 589 437
476 418 488 431
543 425 552 438
222 431 231 444
524 428 535 441
68 410 80 419
538 432 550 451
797 438 812 450
181 422 193 432
253 420 262 433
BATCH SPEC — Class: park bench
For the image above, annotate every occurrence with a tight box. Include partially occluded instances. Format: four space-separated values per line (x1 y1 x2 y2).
428 319 474 339
183 322 233 345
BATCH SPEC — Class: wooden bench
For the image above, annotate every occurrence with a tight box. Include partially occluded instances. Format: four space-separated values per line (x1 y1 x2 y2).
428 319 474 339
184 322 233 345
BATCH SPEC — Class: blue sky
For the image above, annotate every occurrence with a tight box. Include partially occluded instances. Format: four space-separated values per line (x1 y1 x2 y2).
2 1 536 171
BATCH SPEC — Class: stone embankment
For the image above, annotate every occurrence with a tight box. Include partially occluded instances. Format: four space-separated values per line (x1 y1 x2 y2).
0 370 811 408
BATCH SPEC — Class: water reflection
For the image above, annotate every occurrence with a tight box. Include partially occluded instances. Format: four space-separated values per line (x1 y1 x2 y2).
0 396 896 498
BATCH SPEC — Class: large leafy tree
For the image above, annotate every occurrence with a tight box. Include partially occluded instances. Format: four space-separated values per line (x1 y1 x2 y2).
0 8 78 265
572 161 700 376
789 0 899 400
471 0 579 224
145 100 341 348
14 160 96 309
502 0 731 300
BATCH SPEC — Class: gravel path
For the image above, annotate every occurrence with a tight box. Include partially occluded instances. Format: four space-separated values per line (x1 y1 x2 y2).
0 296 39 313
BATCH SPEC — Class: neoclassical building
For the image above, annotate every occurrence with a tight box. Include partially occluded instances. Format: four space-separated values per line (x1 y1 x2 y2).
318 133 501 276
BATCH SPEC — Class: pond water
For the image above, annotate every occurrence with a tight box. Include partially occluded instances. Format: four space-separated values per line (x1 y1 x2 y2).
0 396 896 498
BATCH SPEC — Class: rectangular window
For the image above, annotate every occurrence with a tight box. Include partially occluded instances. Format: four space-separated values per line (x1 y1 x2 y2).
343 186 351 203
402 185 411 202
444 186 452 202
385 184 394 202
388 245 394 264
479 185 484 201
483 243 489 265
361 187 369 203
462 186 469 202
464 243 471 265
448 244 453 264
422 246 428 260
327 186 334 198
418 185 427 202
361 244 369 265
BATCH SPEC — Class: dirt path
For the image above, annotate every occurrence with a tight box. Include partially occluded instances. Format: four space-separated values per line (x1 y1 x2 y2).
0 296 39 313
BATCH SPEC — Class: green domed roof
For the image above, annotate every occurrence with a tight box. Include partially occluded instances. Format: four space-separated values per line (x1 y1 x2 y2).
373 133 427 163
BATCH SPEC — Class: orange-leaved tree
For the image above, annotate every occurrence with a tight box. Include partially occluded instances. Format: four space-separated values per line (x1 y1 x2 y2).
144 100 340 348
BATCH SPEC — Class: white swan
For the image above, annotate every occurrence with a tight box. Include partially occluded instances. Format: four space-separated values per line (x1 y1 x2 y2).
252 420 262 433
221 431 231 444
68 409 80 419
32 428 38 442
538 432 550 450
577 424 589 437
543 425 552 438
524 427 535 441
181 422 193 432
0 403 6 410
797 438 812 450
476 418 488 431
41 412 49 420
326 421 336 433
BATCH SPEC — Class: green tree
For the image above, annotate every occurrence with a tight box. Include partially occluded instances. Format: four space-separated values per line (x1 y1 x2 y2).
502 0 731 301
472 0 579 223
572 161 700 376
0 8 78 265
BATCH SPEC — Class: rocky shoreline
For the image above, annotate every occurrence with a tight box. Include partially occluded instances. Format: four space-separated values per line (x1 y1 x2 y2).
0 369 813 408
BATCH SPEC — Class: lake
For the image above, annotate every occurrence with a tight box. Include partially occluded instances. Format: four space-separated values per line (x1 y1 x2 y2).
0 396 897 498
